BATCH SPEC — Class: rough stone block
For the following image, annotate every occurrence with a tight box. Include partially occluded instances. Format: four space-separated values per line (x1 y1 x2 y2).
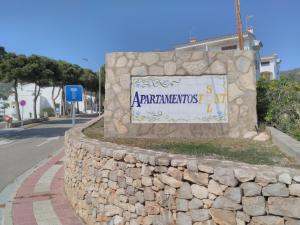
249 216 284 225
268 197 300 219
242 197 265 216
241 182 261 197
210 208 237 225
262 183 289 197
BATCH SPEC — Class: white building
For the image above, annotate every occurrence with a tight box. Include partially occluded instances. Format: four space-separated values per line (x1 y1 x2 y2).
175 28 264 78
6 84 62 120
5 83 97 120
260 54 282 80
176 28 262 52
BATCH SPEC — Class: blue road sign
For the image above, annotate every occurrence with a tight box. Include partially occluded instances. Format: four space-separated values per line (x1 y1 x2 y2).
65 85 83 102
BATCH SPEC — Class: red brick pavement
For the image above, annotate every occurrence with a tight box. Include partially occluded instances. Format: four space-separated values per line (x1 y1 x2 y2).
11 151 84 225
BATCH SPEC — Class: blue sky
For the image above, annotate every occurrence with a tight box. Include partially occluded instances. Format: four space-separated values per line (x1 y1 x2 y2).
0 0 299 71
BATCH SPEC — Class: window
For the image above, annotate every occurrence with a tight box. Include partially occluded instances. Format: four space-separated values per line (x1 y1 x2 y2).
221 45 237 50
261 61 270 66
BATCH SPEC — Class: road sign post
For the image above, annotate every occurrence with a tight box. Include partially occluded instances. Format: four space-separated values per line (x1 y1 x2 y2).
19 100 26 127
72 102 75 127
64 85 83 127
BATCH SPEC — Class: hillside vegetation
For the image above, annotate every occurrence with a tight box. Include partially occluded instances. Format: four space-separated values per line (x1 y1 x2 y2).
281 68 300 82
257 77 300 141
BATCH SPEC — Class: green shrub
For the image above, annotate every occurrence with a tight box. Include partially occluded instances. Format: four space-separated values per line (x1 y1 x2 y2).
257 77 300 140
41 107 55 117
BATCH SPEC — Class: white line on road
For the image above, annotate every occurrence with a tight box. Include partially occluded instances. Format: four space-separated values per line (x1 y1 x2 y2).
0 138 34 149
0 140 14 146
36 137 60 147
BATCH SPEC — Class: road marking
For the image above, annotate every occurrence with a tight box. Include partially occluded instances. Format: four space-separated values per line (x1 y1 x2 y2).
0 138 35 149
34 164 63 193
0 148 64 225
36 137 60 147
33 200 62 225
0 140 13 146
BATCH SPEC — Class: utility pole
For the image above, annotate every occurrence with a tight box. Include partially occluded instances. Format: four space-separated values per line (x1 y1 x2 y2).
236 0 244 50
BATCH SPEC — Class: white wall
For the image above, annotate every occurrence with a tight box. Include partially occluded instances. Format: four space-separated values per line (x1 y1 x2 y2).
6 84 62 120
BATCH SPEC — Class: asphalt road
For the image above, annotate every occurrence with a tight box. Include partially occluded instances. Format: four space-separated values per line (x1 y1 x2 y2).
0 116 94 192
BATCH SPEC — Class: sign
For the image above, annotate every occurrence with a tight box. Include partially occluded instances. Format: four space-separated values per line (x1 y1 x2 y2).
65 85 83 102
20 100 26 107
130 75 228 123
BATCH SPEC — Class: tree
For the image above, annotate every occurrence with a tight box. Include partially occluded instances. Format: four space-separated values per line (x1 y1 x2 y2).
0 102 9 115
46 59 62 112
257 77 300 140
0 47 7 60
99 65 106 111
57 61 83 115
0 53 28 121
80 68 98 113
25 55 54 119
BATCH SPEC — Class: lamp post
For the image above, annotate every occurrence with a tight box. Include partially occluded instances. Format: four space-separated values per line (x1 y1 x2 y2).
82 58 102 115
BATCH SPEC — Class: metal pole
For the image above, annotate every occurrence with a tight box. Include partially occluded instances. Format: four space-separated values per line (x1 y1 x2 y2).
21 107 23 127
72 102 75 127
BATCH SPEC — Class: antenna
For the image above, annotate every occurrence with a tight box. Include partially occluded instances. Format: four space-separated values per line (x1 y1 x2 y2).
246 15 254 30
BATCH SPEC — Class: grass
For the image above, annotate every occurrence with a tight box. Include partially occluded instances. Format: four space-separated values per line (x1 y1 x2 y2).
83 118 299 168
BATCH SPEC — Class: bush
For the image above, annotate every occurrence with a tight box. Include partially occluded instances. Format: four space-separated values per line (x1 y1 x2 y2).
41 107 55 117
257 77 300 140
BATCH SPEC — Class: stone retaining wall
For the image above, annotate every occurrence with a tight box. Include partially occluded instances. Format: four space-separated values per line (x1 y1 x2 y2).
65 118 300 225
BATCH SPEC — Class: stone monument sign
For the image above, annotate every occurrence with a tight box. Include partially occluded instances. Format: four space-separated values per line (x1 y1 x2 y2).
104 50 257 138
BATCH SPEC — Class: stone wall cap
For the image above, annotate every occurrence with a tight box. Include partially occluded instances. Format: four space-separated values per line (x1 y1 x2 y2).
68 116 300 177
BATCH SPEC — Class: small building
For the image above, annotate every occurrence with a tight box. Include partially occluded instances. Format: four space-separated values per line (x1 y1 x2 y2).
260 54 282 80
175 27 263 78
176 28 262 52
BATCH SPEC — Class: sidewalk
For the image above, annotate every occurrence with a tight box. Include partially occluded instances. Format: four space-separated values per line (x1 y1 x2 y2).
2 150 85 225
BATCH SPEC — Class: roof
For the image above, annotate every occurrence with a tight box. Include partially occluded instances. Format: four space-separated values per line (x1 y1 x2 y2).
261 54 281 63
176 32 256 49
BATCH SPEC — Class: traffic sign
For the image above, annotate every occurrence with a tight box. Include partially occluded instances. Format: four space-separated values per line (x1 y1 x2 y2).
20 100 26 107
65 85 83 102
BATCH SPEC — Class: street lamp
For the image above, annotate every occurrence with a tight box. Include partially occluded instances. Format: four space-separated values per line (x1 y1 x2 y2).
81 58 102 115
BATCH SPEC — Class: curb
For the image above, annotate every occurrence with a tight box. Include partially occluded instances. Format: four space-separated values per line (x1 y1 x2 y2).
268 126 300 164
0 148 64 225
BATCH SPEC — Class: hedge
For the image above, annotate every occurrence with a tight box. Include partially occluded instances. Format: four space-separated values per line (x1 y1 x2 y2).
257 77 300 141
